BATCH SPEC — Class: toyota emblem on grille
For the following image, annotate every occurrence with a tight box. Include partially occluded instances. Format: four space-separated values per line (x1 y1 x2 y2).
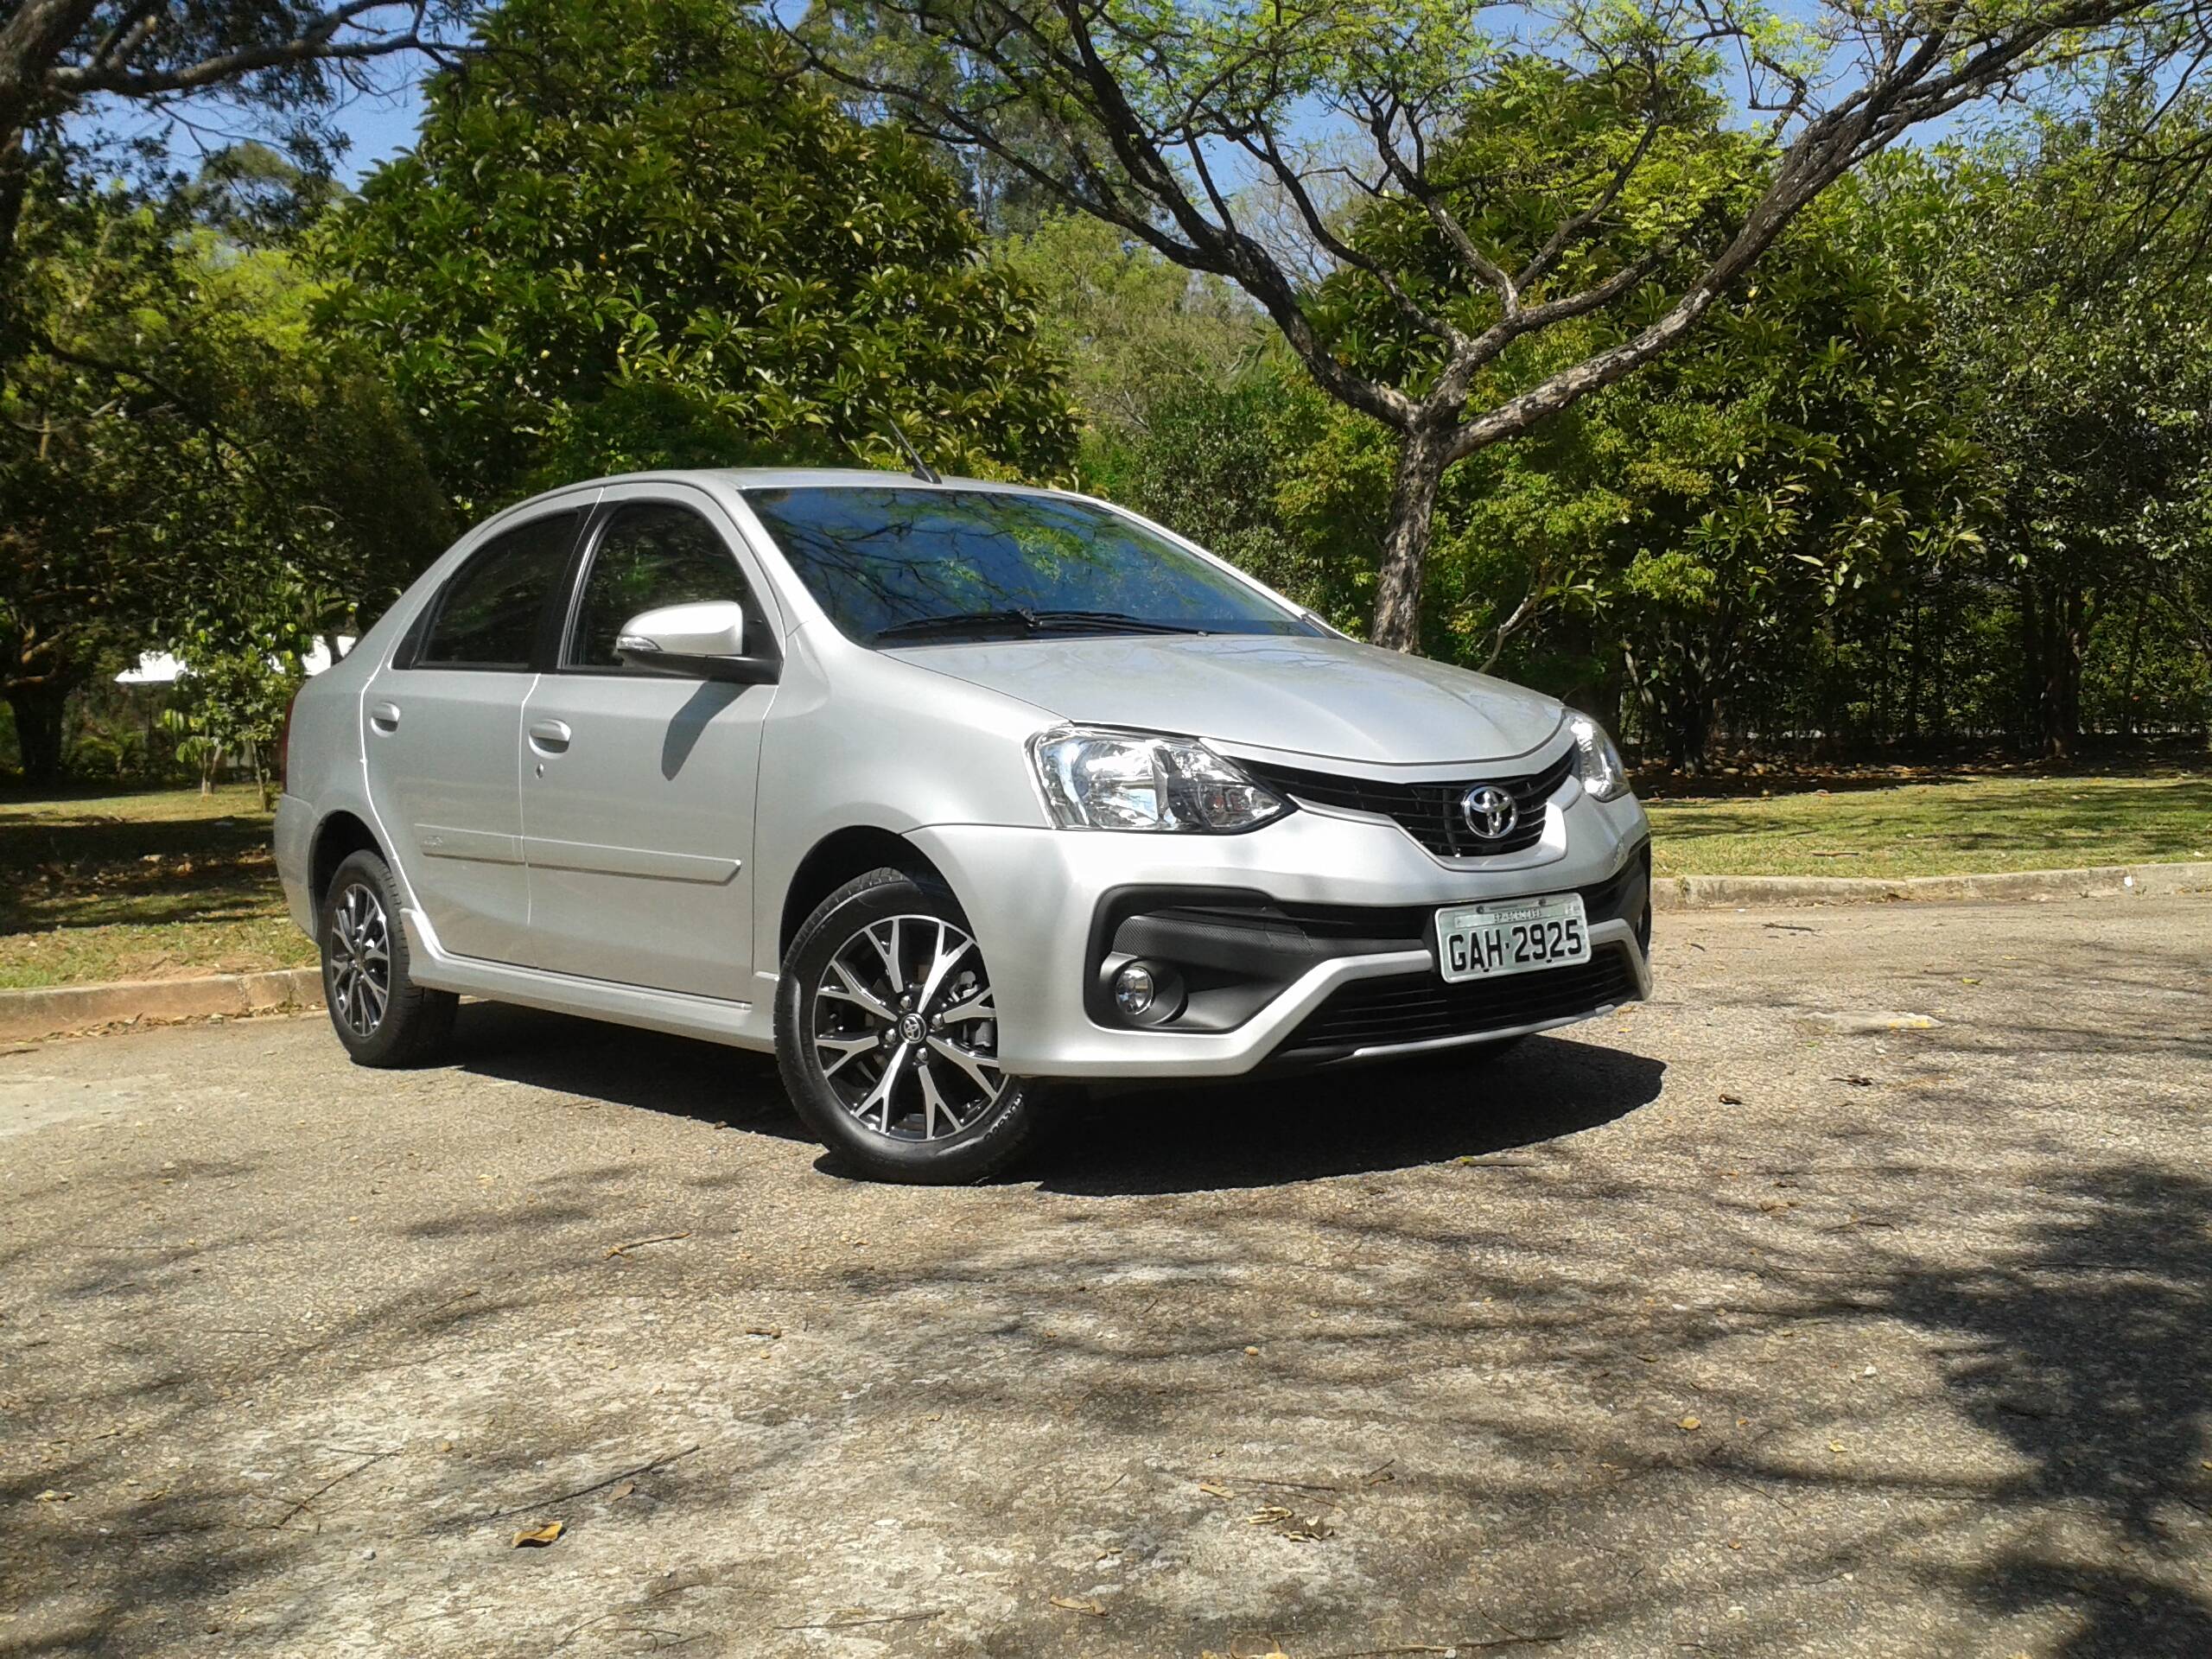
1459 784 1519 842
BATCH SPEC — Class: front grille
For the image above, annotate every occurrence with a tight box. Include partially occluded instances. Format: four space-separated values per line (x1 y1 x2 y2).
1275 944 1642 1060
1244 743 1575 858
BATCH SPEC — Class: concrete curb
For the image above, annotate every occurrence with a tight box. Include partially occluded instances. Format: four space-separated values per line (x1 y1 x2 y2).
1654 859 2212 911
0 966 322 1046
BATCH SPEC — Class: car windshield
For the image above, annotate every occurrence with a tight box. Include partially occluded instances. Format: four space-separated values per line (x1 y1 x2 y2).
741 486 1318 647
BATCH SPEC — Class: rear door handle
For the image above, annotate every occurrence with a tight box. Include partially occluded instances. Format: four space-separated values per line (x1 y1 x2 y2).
527 718 572 753
368 701 401 732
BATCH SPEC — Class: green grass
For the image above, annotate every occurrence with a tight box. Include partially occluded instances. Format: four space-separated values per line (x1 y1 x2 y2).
0 772 2206 990
0 785 312 990
1646 773 2212 879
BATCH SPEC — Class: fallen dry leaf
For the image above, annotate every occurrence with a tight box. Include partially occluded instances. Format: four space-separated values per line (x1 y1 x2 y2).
35 1490 73 1503
1198 1482 1236 1499
1245 1504 1334 1541
1718 1093 1744 1105
1677 1415 1702 1432
608 1481 636 1503
744 1325 783 1339
512 1521 564 1548
1049 1596 1105 1616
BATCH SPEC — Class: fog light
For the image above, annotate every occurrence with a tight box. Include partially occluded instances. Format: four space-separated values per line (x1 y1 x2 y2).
1113 961 1158 1019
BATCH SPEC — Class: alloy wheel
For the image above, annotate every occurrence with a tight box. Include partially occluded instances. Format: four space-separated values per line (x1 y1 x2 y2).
327 880 392 1039
811 914 1002 1141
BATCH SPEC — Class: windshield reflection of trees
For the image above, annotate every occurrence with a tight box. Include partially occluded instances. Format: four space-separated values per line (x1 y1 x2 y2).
747 487 1306 642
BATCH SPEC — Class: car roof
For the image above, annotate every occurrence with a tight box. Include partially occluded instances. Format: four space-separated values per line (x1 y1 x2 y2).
582 467 1055 495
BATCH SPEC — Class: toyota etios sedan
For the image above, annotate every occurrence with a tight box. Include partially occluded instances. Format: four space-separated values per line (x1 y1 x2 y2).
276 468 1651 1182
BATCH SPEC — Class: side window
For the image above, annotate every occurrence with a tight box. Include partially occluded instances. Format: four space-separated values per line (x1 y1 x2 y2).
568 502 752 670
416 511 581 669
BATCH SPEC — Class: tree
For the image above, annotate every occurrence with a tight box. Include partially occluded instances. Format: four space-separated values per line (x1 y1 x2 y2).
0 0 470 286
318 0 1078 515
1084 172 1984 766
158 645 300 803
798 0 2209 652
1921 106 2212 757
1000 213 1259 454
1 170 444 782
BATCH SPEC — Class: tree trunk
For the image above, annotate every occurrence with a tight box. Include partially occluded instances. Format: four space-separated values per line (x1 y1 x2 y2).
7 681 67 784
2037 585 2084 762
1370 428 1452 653
2018 575 2044 753
2118 586 2148 738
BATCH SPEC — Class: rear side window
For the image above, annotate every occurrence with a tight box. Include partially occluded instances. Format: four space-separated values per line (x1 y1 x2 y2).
568 503 751 669
415 511 581 669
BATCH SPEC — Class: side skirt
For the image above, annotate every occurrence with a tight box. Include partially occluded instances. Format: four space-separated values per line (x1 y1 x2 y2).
401 908 778 1052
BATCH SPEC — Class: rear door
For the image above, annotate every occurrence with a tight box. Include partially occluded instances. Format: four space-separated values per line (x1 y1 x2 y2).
363 505 586 963
512 486 779 997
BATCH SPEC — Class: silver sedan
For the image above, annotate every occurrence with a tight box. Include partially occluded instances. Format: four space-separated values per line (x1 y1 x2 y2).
275 468 1650 1181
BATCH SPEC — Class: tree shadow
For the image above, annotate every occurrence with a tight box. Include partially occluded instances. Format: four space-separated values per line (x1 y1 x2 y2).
1871 1164 2212 1656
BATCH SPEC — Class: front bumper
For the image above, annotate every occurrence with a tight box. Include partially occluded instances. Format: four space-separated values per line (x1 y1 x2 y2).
911 782 1651 1079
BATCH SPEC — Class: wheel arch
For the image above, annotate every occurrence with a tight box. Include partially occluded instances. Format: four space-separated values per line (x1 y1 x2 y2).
779 825 950 962
309 810 385 911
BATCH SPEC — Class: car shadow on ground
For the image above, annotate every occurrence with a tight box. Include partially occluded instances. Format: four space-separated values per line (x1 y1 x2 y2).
1029 1033 1665 1194
445 998 1666 1192
444 1000 810 1140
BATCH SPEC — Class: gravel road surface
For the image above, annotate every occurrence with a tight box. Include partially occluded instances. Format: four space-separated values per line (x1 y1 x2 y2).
3 898 2208 1658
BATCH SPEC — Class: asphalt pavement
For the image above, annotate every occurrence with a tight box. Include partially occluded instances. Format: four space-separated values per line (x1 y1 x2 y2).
3 897 2209 1658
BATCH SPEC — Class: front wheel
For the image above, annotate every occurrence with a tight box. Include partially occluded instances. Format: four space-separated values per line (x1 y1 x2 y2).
776 868 1046 1184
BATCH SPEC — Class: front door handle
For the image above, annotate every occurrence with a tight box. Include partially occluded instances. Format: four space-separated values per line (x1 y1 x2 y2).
368 701 401 732
527 718 572 753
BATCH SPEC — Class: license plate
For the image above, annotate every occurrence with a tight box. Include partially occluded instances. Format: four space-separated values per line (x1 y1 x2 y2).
1435 893 1590 983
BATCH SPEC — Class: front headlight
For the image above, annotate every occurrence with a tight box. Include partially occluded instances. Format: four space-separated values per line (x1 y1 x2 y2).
1572 717 1630 803
1028 727 1289 832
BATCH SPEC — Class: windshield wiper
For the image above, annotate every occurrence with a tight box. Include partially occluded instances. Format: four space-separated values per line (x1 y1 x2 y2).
874 607 1205 643
873 607 1042 642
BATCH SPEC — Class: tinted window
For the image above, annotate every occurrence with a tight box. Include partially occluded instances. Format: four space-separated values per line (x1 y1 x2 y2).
569 503 751 669
417 511 579 669
741 487 1314 646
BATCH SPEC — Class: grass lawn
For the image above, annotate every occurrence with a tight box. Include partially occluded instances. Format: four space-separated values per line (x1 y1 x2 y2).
0 785 313 991
1646 772 2212 879
0 772 2206 991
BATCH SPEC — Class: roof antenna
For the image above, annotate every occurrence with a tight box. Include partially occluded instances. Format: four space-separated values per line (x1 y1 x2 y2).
885 422 942 486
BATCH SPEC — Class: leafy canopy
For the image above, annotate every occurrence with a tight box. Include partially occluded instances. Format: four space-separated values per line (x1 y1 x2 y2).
320 0 1078 514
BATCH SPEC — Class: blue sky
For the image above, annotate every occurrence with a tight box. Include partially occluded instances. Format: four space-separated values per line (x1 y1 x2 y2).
79 74 428 190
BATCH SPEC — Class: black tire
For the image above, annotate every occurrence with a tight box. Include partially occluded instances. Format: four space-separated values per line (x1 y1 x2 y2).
319 848 458 1068
775 867 1046 1184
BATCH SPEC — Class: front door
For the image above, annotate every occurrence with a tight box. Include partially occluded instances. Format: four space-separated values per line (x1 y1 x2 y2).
363 505 585 963
515 488 777 998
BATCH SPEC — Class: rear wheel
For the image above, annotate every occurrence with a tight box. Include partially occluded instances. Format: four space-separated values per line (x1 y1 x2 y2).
319 849 457 1068
776 868 1046 1183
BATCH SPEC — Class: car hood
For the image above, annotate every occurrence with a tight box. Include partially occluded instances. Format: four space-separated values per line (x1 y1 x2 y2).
885 631 1566 766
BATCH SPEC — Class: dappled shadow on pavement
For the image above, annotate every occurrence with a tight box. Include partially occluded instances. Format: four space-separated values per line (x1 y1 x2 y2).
3 907 2208 1656
1875 1166 2212 1656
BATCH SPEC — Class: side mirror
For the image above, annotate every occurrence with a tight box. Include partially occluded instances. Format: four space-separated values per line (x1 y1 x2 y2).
615 601 779 684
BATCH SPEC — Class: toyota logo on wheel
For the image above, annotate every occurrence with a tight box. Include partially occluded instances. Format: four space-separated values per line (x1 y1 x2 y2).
1459 784 1519 842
